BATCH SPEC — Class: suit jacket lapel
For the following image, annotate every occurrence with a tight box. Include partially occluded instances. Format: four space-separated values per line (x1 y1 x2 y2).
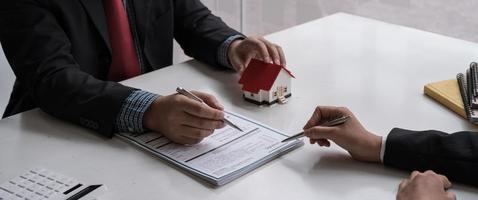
79 0 112 53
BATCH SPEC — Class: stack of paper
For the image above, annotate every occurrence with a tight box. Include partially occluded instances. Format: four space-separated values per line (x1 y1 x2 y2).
117 111 303 186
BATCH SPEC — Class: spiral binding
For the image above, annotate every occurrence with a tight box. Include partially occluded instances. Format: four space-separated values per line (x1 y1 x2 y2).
456 71 478 123
471 62 478 97
457 73 472 120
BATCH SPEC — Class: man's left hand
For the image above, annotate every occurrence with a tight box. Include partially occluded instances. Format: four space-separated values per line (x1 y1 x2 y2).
227 36 286 73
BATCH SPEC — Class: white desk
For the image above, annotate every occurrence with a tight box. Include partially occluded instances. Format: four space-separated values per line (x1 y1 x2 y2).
1 13 478 199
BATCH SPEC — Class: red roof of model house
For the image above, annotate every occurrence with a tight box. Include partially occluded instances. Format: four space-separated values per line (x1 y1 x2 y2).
238 59 295 94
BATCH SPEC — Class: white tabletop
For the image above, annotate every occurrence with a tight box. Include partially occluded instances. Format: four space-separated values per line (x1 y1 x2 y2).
1 13 478 199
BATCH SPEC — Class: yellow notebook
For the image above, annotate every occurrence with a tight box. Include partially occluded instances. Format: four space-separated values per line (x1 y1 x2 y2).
424 79 466 118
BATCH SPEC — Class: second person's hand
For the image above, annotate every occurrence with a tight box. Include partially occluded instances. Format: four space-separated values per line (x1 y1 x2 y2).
303 106 382 162
397 170 455 200
144 91 226 145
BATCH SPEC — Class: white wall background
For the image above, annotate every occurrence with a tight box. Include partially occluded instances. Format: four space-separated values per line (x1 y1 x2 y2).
175 0 478 63
0 44 14 115
2 0 478 114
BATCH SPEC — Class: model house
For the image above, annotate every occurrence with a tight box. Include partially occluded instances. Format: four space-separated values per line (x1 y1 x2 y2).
238 59 295 105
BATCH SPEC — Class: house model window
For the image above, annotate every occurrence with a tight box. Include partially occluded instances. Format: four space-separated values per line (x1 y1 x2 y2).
238 59 295 105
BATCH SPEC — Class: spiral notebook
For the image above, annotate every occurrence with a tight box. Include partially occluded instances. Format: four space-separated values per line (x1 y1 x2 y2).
456 73 478 122
424 73 478 123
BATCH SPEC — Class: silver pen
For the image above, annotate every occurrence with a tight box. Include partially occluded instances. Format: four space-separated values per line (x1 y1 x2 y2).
176 87 243 132
281 115 351 143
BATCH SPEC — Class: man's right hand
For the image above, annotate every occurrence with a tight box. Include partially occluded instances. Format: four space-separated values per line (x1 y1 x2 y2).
144 91 226 145
397 170 455 200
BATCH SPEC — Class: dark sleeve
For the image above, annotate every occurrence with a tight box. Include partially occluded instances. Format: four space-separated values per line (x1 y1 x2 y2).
173 0 244 67
0 1 135 137
383 128 478 186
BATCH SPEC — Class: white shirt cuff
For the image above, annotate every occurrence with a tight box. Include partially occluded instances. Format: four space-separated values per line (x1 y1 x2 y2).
379 135 387 163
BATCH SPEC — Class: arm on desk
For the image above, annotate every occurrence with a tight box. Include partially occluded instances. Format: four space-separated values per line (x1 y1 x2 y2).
172 0 287 72
0 0 135 136
303 106 478 187
384 128 478 187
172 0 242 68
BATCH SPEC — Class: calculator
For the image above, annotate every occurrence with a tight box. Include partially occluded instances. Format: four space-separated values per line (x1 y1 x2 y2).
0 167 106 200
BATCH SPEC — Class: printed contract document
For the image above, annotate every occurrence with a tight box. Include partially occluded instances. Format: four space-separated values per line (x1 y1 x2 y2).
117 111 303 186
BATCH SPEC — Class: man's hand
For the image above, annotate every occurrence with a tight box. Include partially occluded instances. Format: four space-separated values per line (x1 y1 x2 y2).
144 91 225 145
397 170 456 200
303 106 382 162
228 36 286 73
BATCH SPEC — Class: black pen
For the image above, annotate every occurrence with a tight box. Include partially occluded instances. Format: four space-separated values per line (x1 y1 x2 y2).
281 115 350 143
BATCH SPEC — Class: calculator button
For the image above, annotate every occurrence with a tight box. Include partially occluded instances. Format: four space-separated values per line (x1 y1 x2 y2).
49 173 59 181
41 171 53 179
32 168 45 174
31 185 42 194
16 189 29 198
1 183 18 193
22 180 34 189
46 181 60 191
57 185 68 193
10 177 24 185
37 187 48 196
25 191 39 200
46 190 57 197
23 172 34 179
6 194 22 200
0 190 14 199
65 180 77 187
58 177 70 185
31 175 42 182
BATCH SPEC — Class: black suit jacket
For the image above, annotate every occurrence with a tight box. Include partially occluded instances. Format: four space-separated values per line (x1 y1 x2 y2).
0 0 241 136
384 128 478 186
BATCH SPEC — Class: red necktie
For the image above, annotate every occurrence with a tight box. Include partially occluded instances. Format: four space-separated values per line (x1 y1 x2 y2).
104 0 141 81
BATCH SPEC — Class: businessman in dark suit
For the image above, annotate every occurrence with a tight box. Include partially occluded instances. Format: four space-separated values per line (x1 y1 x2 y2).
301 106 476 199
0 0 286 144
